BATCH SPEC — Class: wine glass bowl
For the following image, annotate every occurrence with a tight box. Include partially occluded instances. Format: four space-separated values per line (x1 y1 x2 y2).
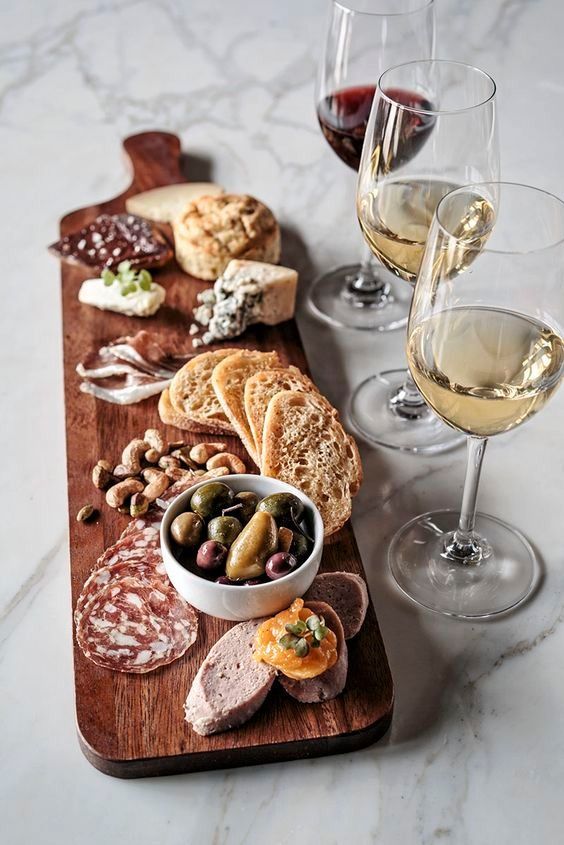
309 0 435 331
351 60 499 452
391 182 564 618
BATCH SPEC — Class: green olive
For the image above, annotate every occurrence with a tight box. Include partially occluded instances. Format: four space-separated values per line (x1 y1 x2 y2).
256 492 304 526
190 482 234 521
208 515 242 548
226 511 278 580
232 491 259 524
289 531 311 563
170 512 204 548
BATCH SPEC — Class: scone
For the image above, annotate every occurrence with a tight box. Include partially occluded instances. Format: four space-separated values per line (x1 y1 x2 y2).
173 194 281 280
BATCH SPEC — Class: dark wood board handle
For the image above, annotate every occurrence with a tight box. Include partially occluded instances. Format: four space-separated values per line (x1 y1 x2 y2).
122 131 184 191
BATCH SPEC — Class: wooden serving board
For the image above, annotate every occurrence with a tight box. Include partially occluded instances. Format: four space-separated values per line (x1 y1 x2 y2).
61 131 394 778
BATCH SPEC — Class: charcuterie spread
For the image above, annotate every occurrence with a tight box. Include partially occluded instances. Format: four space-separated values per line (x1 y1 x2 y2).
56 132 393 775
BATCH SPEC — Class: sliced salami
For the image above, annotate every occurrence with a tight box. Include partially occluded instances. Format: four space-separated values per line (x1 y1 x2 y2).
96 528 160 569
74 547 166 623
76 576 198 674
119 507 164 541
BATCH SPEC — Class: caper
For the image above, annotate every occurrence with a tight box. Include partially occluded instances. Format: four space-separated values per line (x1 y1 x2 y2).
208 515 242 548
190 481 234 520
232 491 259 524
170 511 204 548
256 492 304 526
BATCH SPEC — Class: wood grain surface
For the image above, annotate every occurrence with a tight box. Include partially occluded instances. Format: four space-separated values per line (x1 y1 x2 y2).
60 131 394 778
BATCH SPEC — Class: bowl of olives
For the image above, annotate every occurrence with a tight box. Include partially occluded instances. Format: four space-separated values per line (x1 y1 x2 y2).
160 474 324 621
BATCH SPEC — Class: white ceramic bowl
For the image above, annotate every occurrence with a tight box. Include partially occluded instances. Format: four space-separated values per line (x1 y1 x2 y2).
160 474 323 621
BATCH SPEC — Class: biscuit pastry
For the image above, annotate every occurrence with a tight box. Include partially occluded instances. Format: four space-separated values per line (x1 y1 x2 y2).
172 194 281 280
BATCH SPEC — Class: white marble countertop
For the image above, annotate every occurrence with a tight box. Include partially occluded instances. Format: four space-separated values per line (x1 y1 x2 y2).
2 0 564 842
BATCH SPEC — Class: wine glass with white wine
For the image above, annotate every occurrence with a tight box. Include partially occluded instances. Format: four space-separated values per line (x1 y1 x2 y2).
390 182 564 618
354 60 499 452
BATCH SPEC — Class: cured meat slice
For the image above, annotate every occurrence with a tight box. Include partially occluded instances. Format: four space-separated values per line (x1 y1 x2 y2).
278 602 348 703
95 528 160 569
74 547 166 623
119 507 164 540
184 619 276 735
76 576 198 673
304 572 369 639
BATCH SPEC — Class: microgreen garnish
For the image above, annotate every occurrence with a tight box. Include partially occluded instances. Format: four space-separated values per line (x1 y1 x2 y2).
101 261 153 296
278 613 328 657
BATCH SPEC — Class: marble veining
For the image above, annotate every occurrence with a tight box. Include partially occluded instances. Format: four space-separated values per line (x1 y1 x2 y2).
2 0 564 843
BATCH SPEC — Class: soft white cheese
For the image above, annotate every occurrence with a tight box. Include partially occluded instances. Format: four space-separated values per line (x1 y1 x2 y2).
78 277 166 317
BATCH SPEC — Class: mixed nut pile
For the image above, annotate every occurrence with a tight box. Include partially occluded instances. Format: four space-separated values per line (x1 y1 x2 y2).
82 430 247 520
169 481 313 585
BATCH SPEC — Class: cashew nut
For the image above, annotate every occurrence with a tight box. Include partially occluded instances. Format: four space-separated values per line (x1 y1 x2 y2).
189 442 228 465
206 452 246 474
144 429 166 456
158 454 181 471
143 471 170 502
199 466 231 479
106 478 144 509
113 464 138 480
144 448 161 464
92 460 113 490
171 447 200 471
121 438 149 474
130 492 149 517
165 466 197 482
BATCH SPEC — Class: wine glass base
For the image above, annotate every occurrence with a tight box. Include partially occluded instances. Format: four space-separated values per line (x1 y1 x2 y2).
308 264 410 331
349 369 465 453
389 510 538 618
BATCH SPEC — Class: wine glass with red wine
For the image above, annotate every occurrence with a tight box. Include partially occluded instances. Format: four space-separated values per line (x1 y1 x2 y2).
310 0 435 331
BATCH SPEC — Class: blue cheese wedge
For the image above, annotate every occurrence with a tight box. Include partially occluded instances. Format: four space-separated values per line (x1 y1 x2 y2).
192 260 298 345
78 277 166 317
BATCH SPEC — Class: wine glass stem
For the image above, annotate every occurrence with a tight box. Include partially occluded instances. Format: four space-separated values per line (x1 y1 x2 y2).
344 242 391 304
389 371 430 420
444 436 490 563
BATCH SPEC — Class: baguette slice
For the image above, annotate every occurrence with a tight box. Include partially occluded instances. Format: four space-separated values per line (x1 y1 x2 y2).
278 602 348 703
169 349 240 435
158 388 208 432
211 350 281 465
261 391 363 536
244 367 328 459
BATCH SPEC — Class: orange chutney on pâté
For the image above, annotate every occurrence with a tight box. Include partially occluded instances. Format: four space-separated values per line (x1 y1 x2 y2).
253 598 338 680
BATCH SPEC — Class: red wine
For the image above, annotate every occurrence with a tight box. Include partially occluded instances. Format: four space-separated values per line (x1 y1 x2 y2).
317 85 434 171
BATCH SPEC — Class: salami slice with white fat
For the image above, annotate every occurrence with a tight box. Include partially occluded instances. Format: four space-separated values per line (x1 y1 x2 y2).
95 528 160 569
119 507 163 541
76 576 198 673
74 547 167 623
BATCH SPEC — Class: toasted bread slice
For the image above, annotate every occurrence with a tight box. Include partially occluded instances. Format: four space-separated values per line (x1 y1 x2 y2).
261 391 363 536
169 349 239 435
211 350 281 464
158 388 204 432
244 367 328 459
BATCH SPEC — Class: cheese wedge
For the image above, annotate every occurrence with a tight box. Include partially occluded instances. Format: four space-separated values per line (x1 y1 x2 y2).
125 183 224 223
193 259 298 344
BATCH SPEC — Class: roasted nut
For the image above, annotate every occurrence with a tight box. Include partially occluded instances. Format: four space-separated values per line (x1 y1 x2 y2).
168 440 186 452
92 460 113 490
200 466 230 479
113 464 138 480
143 471 170 502
171 447 200 471
144 448 161 464
130 492 149 517
76 504 97 522
158 454 181 471
121 438 149 474
165 466 196 482
106 478 144 509
189 442 228 465
206 452 246 474
144 429 166 456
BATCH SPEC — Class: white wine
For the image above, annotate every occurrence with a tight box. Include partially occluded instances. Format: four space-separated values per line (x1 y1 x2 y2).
357 179 494 283
408 306 564 437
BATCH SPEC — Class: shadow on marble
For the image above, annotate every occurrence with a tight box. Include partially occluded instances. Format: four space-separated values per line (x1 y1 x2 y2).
180 152 215 183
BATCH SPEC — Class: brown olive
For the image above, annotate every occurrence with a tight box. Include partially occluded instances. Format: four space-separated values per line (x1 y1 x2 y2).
196 540 227 571
265 552 298 580
170 512 204 548
290 531 311 563
233 491 259 524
